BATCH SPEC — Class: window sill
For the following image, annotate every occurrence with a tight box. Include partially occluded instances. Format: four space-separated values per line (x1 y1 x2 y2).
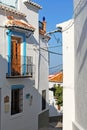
10 112 24 120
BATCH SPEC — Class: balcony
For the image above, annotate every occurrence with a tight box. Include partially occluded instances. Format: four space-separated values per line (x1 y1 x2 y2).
6 56 34 78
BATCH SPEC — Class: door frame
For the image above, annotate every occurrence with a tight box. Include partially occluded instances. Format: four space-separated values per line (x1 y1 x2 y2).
7 30 26 76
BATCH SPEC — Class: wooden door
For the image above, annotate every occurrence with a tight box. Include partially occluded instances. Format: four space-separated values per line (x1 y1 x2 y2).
11 36 21 76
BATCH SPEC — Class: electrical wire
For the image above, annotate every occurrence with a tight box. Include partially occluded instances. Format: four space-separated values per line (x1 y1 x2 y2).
52 33 60 43
48 1 83 75
40 47 62 55
60 0 82 32
49 64 62 69
48 45 62 48
62 20 74 32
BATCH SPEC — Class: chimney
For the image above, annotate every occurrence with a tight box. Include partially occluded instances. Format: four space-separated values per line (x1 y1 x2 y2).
42 17 46 32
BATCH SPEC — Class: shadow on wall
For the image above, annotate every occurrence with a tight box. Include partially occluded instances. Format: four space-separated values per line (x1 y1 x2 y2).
75 0 87 74
74 1 87 129
0 55 7 80
0 54 62 130
76 17 87 74
74 0 87 19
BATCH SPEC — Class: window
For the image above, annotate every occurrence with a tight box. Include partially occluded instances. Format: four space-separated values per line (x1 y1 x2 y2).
7 30 34 78
42 90 46 110
26 56 33 76
11 87 23 115
0 0 18 8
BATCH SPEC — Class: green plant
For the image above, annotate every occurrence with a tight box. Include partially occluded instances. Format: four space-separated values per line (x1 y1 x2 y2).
54 85 63 106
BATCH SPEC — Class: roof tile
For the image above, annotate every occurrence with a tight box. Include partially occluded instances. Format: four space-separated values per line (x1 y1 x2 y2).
5 16 35 31
49 72 63 82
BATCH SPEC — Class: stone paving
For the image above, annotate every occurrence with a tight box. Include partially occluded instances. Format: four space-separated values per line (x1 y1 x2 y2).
39 121 62 130
39 128 61 130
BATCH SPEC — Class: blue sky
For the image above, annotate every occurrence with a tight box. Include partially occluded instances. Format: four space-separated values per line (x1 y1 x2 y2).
34 0 73 74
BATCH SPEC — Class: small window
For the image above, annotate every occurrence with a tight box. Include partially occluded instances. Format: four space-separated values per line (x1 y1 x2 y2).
0 0 18 8
11 88 23 115
42 90 46 110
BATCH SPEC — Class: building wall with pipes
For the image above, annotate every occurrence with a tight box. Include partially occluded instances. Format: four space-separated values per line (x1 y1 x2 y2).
0 1 50 130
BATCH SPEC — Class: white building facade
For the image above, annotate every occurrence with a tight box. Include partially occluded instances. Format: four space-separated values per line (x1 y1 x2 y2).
73 0 87 130
56 0 87 130
56 19 75 130
0 1 50 130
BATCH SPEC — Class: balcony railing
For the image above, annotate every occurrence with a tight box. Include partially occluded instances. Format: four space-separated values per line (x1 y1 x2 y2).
6 56 34 78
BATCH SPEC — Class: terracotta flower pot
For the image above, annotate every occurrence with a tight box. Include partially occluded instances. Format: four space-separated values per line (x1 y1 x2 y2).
58 105 60 110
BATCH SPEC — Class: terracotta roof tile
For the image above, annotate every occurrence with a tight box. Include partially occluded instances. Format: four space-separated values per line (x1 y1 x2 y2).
5 16 35 31
49 72 63 82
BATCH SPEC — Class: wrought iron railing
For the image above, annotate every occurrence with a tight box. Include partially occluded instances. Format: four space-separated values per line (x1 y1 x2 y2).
6 55 34 78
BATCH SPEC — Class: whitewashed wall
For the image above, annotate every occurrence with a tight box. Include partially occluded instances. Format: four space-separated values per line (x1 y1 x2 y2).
73 0 87 130
39 35 49 111
18 0 39 44
57 19 75 130
49 81 63 117
0 1 49 130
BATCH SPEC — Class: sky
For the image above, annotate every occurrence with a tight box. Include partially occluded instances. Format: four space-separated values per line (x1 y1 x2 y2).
34 0 73 74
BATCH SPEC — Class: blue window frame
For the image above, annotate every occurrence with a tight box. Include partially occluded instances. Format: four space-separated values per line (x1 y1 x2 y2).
7 29 26 76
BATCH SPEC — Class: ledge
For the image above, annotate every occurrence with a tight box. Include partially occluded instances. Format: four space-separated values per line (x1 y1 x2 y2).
0 3 26 17
23 0 42 9
6 74 32 79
